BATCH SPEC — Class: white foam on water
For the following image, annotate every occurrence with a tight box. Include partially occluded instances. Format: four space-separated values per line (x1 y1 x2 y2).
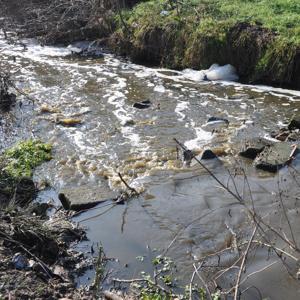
103 76 149 150
66 130 100 155
182 64 239 82
26 44 71 58
277 121 287 127
175 101 189 121
219 81 300 99
154 84 166 93
184 127 213 150
240 103 247 110
135 69 154 78
182 69 206 81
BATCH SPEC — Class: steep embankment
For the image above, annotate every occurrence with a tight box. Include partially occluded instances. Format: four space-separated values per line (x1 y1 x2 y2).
2 0 300 89
109 0 300 89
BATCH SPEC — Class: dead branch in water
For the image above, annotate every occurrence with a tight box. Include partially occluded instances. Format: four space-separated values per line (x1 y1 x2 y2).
118 172 138 195
174 137 300 298
173 138 300 253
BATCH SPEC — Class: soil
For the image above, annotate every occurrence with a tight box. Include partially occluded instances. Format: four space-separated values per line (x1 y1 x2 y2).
0 199 96 299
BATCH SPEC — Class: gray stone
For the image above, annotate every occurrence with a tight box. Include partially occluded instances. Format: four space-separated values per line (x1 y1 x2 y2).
254 142 299 172
59 184 118 211
239 138 272 159
288 115 300 130
12 253 29 270
207 116 229 125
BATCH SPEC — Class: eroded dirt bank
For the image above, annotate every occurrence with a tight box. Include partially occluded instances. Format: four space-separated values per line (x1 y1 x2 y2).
1 0 300 89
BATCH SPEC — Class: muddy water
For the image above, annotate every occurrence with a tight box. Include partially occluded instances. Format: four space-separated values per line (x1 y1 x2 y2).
1 34 300 299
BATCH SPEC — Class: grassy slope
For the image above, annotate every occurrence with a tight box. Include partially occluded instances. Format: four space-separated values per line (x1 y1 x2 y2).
216 0 300 42
114 0 300 86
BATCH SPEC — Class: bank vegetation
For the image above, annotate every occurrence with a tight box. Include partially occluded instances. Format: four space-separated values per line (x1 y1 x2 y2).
1 0 300 89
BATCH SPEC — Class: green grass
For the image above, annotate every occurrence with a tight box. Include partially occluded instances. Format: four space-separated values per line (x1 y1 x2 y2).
124 0 300 43
217 0 300 42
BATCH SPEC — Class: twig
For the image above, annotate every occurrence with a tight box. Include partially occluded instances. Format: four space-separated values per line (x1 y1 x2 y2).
112 277 170 295
193 263 212 300
0 232 55 280
238 240 298 262
79 204 116 223
189 262 204 300
239 261 278 286
174 138 243 203
234 224 257 300
277 175 297 248
240 285 263 300
118 172 138 195
174 138 300 253
121 203 129 233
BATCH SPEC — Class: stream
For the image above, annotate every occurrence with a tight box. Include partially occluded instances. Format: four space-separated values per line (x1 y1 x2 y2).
1 33 300 299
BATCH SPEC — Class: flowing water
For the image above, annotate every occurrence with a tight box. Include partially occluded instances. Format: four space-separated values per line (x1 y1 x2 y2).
1 33 300 299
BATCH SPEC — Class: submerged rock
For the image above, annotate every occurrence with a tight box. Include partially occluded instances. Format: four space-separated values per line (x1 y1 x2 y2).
254 142 299 172
0 74 16 112
207 116 229 124
133 100 152 109
201 149 217 160
67 44 104 58
59 185 118 211
239 138 272 159
202 117 229 131
67 45 83 54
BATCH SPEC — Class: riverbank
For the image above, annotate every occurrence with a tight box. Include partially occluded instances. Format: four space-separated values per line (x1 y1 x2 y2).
1 21 300 299
0 140 96 299
2 0 300 89
109 0 300 89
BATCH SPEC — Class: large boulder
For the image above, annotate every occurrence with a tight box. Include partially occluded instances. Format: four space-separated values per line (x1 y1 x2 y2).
239 137 272 159
254 142 299 172
59 184 118 211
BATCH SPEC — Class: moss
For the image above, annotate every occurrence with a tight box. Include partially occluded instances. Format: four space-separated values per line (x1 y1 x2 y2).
2 140 52 179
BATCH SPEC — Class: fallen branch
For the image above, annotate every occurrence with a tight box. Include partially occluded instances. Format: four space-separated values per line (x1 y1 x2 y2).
234 224 257 300
118 172 138 195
